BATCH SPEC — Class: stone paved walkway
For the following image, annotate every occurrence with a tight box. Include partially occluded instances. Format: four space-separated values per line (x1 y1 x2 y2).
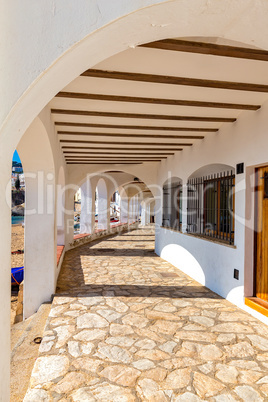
24 228 268 401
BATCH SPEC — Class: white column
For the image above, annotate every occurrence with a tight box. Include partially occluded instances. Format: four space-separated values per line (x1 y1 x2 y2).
16 117 57 318
23 171 56 318
134 196 138 221
136 196 141 222
181 183 188 233
65 187 76 248
132 197 136 222
120 196 128 224
0 150 12 401
145 202 151 225
98 197 108 230
128 198 133 224
154 190 162 228
141 201 146 225
97 179 109 230
150 201 155 223
80 180 94 234
56 183 65 245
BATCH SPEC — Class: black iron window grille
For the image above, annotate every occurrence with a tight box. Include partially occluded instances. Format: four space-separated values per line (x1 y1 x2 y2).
187 171 235 245
162 181 182 231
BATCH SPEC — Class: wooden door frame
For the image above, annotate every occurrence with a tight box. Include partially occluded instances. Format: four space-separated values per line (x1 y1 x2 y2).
254 165 268 299
253 167 259 297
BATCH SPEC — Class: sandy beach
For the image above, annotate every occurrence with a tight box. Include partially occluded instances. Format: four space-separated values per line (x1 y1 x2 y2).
11 224 24 324
11 225 24 268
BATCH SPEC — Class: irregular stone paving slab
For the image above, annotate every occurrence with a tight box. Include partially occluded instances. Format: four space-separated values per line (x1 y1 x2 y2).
24 228 268 401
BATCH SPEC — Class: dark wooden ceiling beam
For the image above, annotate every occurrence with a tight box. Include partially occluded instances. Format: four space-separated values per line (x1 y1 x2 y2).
67 162 143 165
63 151 174 155
65 156 167 160
64 156 169 160
62 146 182 151
56 91 260 111
81 69 268 93
55 122 218 132
58 131 204 139
60 139 192 146
52 109 235 122
66 159 162 162
140 39 268 62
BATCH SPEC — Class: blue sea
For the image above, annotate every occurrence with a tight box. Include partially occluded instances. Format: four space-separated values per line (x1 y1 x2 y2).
12 216 24 225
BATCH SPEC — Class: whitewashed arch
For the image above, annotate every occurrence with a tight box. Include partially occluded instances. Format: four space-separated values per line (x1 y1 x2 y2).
4 1 268 169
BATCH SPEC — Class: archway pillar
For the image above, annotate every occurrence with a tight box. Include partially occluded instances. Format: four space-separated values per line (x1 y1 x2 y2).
23 170 56 319
154 190 162 228
141 200 147 225
128 198 133 224
132 197 137 222
97 179 109 231
146 201 151 225
181 183 188 233
80 180 94 234
150 200 155 223
137 195 142 222
57 180 65 246
0 148 12 402
17 117 56 319
64 187 76 249
120 196 129 224
134 196 138 221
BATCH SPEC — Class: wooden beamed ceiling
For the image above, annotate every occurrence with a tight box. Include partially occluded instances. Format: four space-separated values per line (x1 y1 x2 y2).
50 38 268 165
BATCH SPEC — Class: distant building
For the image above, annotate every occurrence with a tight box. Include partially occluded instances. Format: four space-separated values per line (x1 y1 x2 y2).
74 188 81 202
12 161 23 174
11 173 25 189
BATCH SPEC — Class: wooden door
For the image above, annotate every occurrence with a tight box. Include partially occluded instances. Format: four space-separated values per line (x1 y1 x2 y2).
256 166 268 301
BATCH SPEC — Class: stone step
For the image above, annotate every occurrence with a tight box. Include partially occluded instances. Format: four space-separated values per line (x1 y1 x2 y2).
10 302 52 402
11 314 34 350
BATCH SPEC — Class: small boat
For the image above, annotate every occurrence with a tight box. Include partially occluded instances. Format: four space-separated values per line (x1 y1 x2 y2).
11 266 24 285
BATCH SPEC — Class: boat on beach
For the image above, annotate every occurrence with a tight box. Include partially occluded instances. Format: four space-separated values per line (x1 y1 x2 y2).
11 266 24 285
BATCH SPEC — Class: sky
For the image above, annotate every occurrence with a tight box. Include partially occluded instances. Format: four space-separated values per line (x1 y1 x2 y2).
13 150 21 163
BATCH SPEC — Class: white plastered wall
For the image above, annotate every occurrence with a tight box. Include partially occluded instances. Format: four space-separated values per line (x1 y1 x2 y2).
155 97 268 325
